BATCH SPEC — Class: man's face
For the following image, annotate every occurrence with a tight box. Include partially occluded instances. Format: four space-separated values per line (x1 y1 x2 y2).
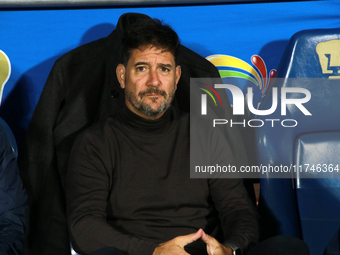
116 45 181 120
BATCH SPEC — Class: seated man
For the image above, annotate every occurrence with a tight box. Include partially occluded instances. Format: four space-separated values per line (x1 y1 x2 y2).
66 18 308 255
0 118 28 254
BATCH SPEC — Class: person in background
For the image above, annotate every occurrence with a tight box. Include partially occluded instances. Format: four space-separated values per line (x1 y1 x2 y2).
0 117 28 255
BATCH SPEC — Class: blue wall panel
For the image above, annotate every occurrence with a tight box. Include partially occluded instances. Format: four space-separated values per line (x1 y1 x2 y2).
1 0 340 143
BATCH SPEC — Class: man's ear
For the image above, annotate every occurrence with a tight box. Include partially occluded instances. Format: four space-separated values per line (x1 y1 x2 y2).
116 64 126 89
175 65 181 90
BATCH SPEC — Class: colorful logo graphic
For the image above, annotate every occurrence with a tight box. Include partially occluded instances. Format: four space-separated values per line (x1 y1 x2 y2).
316 39 340 79
197 82 222 107
196 82 223 115
206 54 276 97
0 50 11 105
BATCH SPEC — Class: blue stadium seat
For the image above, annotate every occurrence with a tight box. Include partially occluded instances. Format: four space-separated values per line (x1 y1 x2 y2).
256 28 340 255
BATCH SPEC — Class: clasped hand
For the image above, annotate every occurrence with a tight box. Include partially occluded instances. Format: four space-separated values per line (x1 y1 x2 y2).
152 229 233 255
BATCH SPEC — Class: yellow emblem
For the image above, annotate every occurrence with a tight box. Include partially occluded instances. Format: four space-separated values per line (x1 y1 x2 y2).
0 50 11 105
316 39 340 79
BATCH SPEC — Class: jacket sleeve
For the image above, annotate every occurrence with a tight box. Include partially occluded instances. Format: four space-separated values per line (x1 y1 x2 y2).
18 62 71 254
209 177 259 254
66 129 158 255
0 129 28 255
206 126 259 255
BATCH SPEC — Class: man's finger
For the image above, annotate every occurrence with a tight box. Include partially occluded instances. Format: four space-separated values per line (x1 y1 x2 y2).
177 229 204 247
200 230 219 246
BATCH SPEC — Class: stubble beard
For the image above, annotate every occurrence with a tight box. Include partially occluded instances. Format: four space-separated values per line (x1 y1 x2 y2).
125 86 175 117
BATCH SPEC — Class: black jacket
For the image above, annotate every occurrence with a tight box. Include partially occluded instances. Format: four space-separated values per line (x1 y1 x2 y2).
0 118 27 255
19 13 252 255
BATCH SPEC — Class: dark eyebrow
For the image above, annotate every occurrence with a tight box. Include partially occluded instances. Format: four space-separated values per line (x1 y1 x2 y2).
134 62 149 67
134 62 173 68
159 63 173 69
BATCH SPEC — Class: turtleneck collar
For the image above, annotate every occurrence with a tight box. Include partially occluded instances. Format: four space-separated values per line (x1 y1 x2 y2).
119 104 174 134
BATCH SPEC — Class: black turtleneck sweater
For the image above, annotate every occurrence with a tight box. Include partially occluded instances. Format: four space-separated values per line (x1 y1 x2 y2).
66 106 258 255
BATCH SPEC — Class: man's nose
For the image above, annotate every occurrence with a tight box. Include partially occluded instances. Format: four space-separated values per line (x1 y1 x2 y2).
147 69 161 86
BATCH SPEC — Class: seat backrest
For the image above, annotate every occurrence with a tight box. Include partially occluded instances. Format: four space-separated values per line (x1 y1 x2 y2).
256 28 340 255
294 132 340 255
275 28 340 79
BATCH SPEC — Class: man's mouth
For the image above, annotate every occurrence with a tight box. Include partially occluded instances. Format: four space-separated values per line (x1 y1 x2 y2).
146 93 160 97
139 87 167 99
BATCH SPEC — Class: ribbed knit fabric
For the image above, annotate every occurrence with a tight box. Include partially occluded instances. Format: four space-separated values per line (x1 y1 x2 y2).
66 106 258 255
